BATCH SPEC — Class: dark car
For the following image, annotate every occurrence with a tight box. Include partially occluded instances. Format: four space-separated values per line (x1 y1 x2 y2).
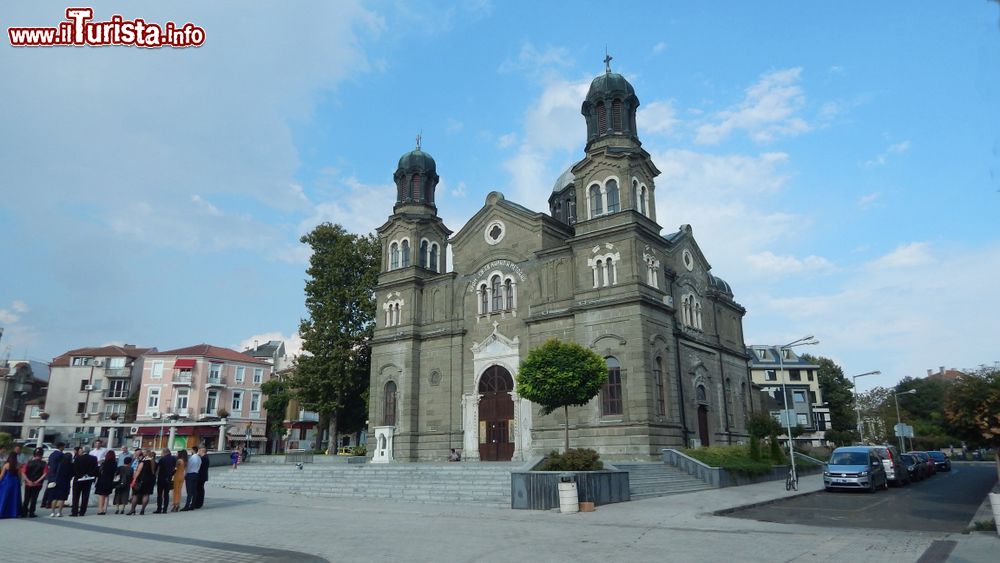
927 451 952 471
906 451 935 478
900 454 924 482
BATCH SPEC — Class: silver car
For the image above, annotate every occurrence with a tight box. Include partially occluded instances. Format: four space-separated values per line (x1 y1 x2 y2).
824 447 889 492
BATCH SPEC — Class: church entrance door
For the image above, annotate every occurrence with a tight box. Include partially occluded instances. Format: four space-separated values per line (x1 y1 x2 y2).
697 405 710 447
478 366 515 462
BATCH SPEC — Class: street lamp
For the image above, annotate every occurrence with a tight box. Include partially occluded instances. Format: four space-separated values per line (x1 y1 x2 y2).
776 335 819 489
894 389 917 452
851 370 881 443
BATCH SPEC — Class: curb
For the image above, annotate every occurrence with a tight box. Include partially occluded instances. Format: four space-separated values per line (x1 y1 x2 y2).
712 488 825 516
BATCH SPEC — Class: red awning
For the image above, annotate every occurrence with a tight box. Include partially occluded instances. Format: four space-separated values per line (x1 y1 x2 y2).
173 359 196 369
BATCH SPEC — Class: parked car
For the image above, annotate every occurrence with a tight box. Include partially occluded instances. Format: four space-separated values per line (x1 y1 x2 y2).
927 451 952 471
906 451 935 477
824 446 889 493
863 445 909 485
900 454 924 482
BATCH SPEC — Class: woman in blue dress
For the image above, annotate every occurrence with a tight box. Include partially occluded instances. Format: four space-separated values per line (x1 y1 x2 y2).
0 452 22 518
49 451 74 517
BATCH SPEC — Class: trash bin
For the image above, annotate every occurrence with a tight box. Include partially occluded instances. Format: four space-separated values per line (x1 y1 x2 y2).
558 474 578 514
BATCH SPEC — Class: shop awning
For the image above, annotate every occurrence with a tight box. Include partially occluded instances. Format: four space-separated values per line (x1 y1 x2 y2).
173 359 196 369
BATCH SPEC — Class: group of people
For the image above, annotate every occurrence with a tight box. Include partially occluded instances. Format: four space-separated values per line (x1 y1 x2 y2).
0 439 212 519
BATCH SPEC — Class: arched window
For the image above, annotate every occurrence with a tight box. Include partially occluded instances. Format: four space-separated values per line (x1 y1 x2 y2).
606 179 620 213
419 240 428 268
726 377 735 427
696 384 707 404
491 275 502 311
411 174 422 201
695 302 703 330
596 101 607 134
504 279 513 310
604 257 615 286
393 303 400 326
401 240 410 267
639 185 647 216
479 283 488 315
429 243 439 273
612 99 623 130
589 185 603 218
741 381 749 422
390 242 399 270
595 259 604 287
383 381 397 426
601 357 623 416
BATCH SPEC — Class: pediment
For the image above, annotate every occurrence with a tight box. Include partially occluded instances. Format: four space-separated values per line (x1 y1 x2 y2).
471 321 520 356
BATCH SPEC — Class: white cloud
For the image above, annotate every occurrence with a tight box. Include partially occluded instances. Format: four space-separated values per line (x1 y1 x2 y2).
746 251 836 274
857 192 880 209
446 118 464 133
498 42 573 75
11 301 28 314
652 41 668 54
637 100 678 136
695 67 810 144
864 140 911 168
451 181 468 198
497 132 517 149
298 176 396 241
867 242 932 269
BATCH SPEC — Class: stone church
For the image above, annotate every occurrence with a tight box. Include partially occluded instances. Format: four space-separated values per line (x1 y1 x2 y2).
369 63 753 462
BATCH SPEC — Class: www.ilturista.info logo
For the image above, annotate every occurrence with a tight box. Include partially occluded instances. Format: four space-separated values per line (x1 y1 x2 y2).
8 7 205 48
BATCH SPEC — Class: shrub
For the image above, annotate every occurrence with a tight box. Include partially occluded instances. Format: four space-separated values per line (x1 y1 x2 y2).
769 433 786 464
748 435 761 461
682 445 772 476
0 432 11 449
350 445 367 456
539 448 603 471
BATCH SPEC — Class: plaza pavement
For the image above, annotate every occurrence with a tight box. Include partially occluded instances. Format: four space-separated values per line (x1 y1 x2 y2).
2 471 995 562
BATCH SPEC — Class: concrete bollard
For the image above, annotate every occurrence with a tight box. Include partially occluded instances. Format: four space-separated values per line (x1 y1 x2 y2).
990 493 1000 537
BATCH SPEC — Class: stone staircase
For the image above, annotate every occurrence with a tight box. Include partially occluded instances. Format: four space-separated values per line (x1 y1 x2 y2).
209 462 517 507
614 462 713 499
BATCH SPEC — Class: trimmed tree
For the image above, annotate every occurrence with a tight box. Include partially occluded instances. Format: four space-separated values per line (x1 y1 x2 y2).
516 338 608 453
291 223 380 453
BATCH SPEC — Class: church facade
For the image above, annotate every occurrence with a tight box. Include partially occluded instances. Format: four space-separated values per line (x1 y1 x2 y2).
369 65 754 462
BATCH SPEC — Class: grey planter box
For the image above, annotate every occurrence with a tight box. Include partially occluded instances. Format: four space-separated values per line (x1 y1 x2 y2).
510 470 630 510
662 448 823 488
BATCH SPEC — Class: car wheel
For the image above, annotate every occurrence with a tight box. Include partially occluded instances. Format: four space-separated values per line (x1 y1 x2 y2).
868 479 876 493
882 477 889 490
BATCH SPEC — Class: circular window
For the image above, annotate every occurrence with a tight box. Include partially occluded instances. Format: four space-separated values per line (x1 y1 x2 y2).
485 220 506 245
682 249 694 271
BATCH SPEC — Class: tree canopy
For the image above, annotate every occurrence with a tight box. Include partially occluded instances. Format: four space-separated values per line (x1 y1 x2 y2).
516 339 607 452
945 366 1000 446
800 354 855 432
290 223 380 450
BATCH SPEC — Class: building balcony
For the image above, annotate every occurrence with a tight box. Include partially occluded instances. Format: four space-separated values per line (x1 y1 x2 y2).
105 367 131 378
200 408 219 418
103 390 131 400
171 408 190 418
206 375 227 387
298 410 319 422
172 373 193 385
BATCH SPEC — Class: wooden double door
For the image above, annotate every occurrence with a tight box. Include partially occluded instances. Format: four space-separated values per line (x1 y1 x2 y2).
478 366 515 462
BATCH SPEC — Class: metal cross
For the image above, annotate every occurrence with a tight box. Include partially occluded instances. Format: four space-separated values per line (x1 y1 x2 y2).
416 132 422 150
604 49 612 73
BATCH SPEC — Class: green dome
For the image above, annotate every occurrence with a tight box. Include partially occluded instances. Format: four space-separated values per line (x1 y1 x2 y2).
586 72 635 104
397 149 436 174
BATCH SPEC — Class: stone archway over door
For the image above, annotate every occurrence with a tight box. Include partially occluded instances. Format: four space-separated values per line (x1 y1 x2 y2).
478 366 514 461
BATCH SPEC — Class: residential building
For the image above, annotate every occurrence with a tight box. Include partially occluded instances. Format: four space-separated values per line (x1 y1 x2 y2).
243 339 293 372
747 345 829 446
925 366 965 382
45 345 154 445
368 63 753 462
136 344 271 450
0 358 48 437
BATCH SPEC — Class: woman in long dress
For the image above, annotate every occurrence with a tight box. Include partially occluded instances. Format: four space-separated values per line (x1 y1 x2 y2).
171 449 187 512
49 452 74 517
112 462 133 514
94 450 117 515
0 452 22 518
127 450 156 515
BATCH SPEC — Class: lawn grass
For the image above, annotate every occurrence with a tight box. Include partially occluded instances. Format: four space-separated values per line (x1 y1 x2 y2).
681 444 778 476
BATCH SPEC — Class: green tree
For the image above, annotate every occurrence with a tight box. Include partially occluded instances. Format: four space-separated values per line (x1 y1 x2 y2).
800 355 855 432
746 411 781 461
262 377 292 446
516 339 608 453
944 366 1000 449
291 223 380 452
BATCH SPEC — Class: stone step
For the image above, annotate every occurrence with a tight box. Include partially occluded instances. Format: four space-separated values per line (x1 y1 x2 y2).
614 463 712 499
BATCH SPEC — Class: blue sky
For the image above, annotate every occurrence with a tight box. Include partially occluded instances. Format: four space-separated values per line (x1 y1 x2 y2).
1 1 998 391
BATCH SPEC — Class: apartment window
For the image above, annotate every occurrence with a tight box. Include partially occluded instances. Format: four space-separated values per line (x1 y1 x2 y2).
72 356 92 366
235 366 245 384
808 390 817 404
601 357 623 416
765 370 776 381
90 402 99 413
108 379 129 398
793 390 806 404
206 390 219 414
253 368 263 384
232 391 243 412
796 413 809 426
151 361 163 379
147 387 160 409
91 379 102 391
77 402 86 414
807 370 814 381
250 392 261 413
80 379 90 391
209 363 222 381
109 356 126 369
176 388 189 410
789 369 801 381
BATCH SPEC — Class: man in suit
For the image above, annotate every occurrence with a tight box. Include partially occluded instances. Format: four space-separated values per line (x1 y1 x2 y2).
71 446 99 516
40 442 65 509
193 447 209 509
154 447 176 514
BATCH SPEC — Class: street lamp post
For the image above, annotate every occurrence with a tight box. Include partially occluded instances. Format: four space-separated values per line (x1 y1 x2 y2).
893 389 917 452
852 370 881 444
776 335 819 490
